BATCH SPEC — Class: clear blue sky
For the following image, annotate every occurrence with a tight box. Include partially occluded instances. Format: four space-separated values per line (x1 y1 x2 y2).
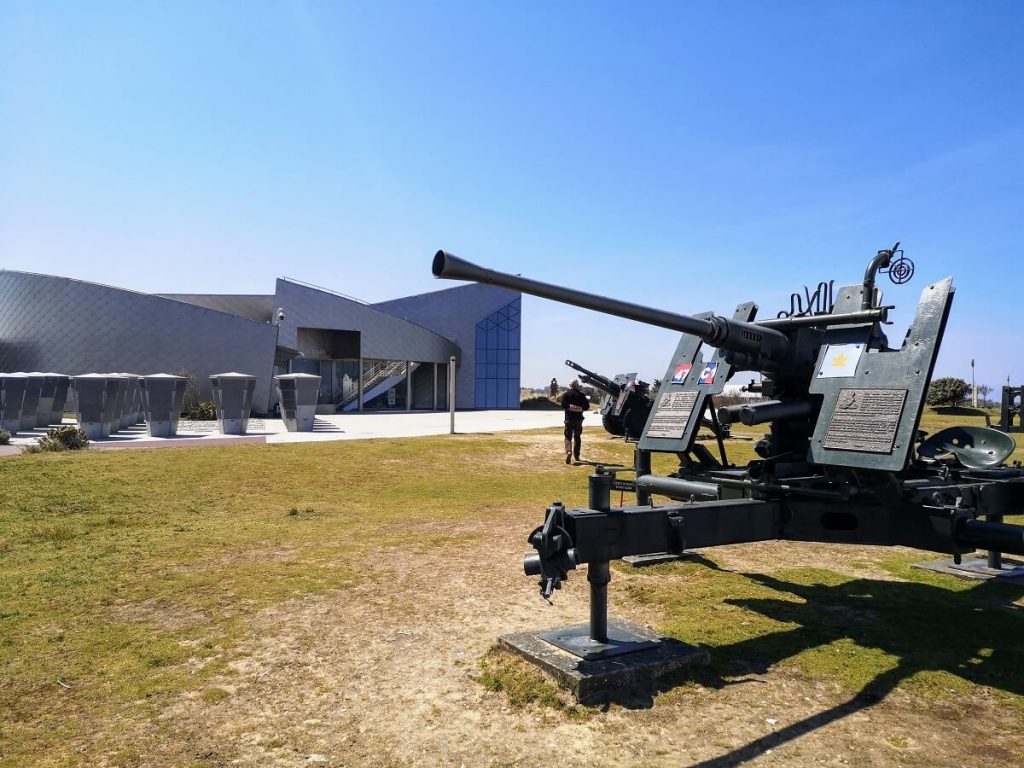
2 2 1022 390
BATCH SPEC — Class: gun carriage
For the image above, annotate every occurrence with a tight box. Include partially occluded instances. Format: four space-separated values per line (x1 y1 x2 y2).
432 246 1024 665
564 359 652 441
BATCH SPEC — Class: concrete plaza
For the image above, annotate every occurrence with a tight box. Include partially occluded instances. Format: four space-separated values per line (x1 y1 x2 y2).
1 409 603 455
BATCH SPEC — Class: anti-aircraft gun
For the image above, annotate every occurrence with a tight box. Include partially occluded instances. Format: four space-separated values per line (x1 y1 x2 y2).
564 359 652 440
432 246 1024 664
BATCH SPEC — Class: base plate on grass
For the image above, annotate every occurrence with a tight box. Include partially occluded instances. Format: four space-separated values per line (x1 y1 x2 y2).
499 620 709 705
913 556 1024 582
538 622 657 660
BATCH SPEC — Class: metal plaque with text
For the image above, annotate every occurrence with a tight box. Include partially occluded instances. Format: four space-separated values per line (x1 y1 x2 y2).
823 388 908 453
646 391 699 439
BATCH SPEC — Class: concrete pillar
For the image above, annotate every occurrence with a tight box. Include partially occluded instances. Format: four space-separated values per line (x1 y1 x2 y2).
275 373 320 432
140 374 187 437
30 373 58 428
0 374 27 434
50 375 70 425
72 374 121 439
210 372 257 435
97 373 129 434
118 374 141 430
18 373 44 431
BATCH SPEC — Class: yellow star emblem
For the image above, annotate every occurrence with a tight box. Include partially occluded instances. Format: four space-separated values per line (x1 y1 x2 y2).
831 352 848 368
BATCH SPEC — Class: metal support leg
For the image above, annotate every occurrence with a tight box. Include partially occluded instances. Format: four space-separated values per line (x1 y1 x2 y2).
589 467 612 512
588 560 610 643
988 513 1003 570
537 467 657 659
634 448 652 505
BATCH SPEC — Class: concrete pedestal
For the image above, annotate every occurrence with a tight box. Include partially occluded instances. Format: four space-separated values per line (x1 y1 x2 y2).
0 374 27 434
499 621 709 705
102 374 130 434
211 372 257 435
31 373 58 428
275 373 321 432
19 373 44 431
73 374 121 439
50 375 70 425
118 374 141 430
140 375 187 437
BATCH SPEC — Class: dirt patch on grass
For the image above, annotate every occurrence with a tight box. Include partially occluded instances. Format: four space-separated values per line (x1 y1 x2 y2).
112 598 209 632
121 514 1024 768
472 433 574 472
704 540 914 582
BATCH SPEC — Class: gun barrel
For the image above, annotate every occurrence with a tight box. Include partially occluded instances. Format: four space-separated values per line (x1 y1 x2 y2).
565 360 619 394
434 250 714 337
433 251 790 362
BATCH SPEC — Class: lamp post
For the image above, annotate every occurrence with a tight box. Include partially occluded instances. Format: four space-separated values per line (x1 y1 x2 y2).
971 358 976 408
449 355 456 434
270 308 285 414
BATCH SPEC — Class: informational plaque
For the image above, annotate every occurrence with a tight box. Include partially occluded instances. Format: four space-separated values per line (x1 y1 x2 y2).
646 390 699 439
823 388 908 453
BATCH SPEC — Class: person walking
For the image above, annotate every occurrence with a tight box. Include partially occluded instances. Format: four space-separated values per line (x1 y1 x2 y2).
560 379 590 464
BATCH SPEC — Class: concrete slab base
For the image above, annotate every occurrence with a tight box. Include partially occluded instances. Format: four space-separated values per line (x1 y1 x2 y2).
623 552 689 567
913 556 1024 582
499 620 709 705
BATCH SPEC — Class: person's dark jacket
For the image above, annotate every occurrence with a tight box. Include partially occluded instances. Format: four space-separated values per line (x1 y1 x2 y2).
560 387 590 423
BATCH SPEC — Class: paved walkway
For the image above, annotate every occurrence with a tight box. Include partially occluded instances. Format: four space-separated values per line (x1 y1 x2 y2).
1 409 603 455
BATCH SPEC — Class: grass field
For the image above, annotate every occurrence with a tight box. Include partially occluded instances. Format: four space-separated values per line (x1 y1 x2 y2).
1 408 1023 767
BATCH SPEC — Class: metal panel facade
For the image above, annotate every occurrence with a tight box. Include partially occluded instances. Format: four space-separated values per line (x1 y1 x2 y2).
0 270 520 414
273 279 459 364
0 270 278 411
374 283 520 409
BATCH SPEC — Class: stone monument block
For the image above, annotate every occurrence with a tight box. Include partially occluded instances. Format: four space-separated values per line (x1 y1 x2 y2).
0 374 27 434
210 372 257 435
275 373 321 432
140 375 187 437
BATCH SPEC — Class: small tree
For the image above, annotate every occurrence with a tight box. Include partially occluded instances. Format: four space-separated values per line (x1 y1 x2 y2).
926 377 971 407
549 378 559 398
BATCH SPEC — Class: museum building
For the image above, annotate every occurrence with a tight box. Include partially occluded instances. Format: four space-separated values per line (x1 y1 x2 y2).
0 269 521 415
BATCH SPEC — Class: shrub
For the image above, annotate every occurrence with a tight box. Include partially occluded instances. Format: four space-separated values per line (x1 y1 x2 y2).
926 377 971 408
0 430 10 445
37 426 90 452
185 400 217 420
520 396 560 410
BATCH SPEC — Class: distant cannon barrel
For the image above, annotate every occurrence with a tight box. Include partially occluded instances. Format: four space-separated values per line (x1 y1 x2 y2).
565 360 620 395
433 251 791 362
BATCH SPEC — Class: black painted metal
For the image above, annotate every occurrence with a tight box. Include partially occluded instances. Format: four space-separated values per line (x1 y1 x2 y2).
433 251 790 362
587 470 613 642
634 448 652 506
587 561 611 644
432 244 1024 665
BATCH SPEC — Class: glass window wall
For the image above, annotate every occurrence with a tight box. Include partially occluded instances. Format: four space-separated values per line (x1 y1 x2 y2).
285 358 450 412
474 299 521 408
362 358 407 410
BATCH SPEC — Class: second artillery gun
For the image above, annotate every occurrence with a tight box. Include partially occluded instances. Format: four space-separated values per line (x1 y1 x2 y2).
433 245 1024 669
564 359 652 441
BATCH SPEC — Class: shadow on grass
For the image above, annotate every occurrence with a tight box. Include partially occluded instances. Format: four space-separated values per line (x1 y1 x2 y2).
607 569 1024 765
